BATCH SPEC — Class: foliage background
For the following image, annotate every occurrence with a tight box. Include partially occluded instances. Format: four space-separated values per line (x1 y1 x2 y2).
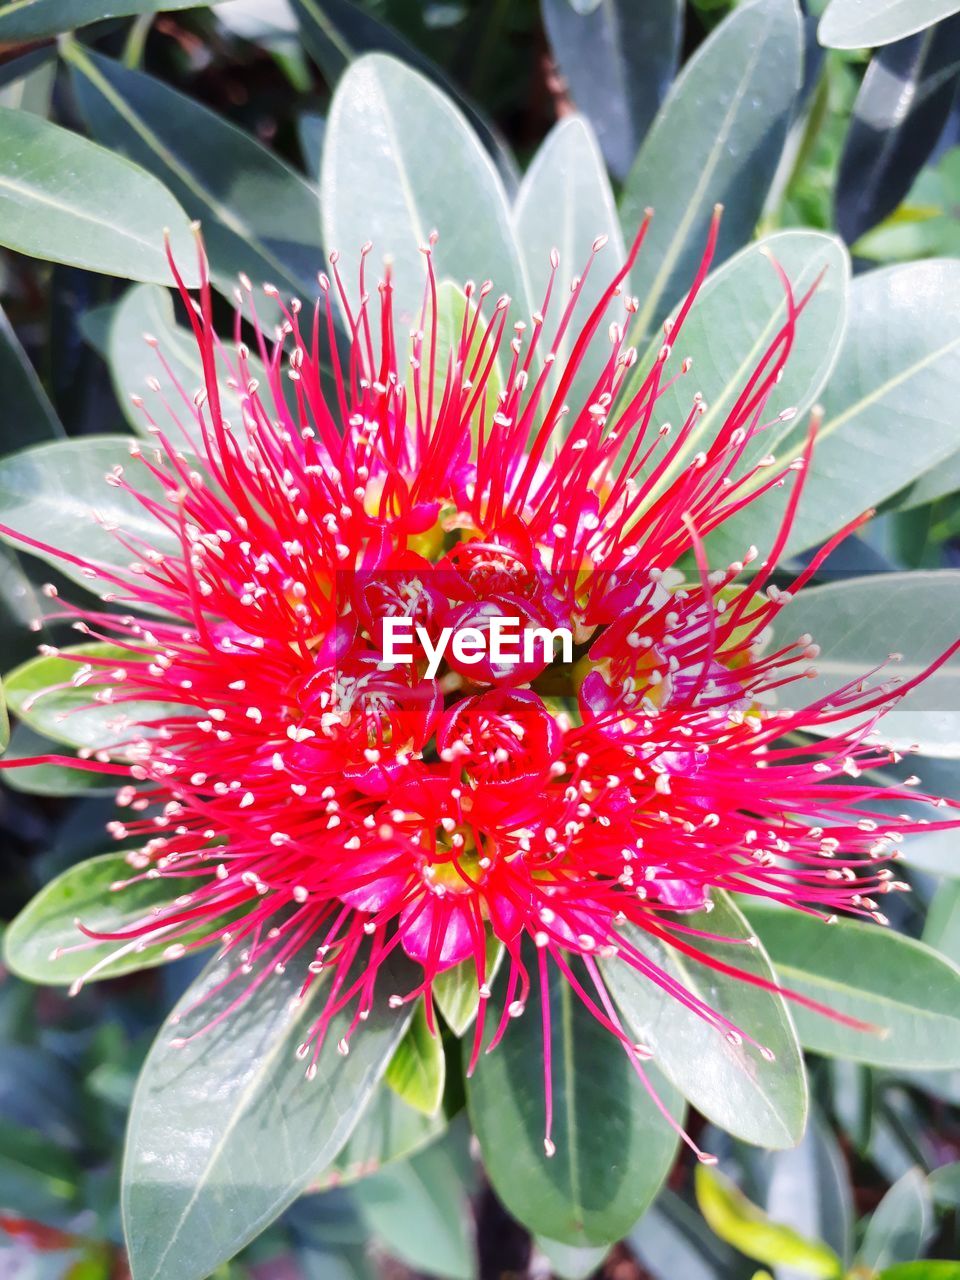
3 0 960 1277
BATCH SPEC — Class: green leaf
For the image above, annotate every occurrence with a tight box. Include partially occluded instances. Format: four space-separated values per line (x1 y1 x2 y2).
630 1187 747 1280
535 1237 608 1280
433 934 503 1036
0 106 196 284
619 0 802 340
105 282 271 445
3 851 220 986
923 881 960 966
855 1168 933 1272
2 726 122 798
322 53 527 331
5 643 183 751
540 0 682 179
719 259 960 557
466 950 681 1246
767 571 960 757
878 1266 960 1280
514 115 629 414
352 1138 474 1280
0 436 182 599
122 947 416 1280
695 1165 842 1277
601 892 807 1149
764 1111 854 1268
385 1000 445 1117
0 302 64 450
311 1084 447 1191
744 905 960 1069
928 1161 960 1207
65 44 323 300
819 0 960 49
290 0 518 191
622 229 848 493
0 1 214 42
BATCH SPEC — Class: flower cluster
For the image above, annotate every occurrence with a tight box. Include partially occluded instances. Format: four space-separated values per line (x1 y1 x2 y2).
6 213 956 1162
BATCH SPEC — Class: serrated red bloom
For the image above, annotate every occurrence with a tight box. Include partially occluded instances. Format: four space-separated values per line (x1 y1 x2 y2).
5 213 959 1162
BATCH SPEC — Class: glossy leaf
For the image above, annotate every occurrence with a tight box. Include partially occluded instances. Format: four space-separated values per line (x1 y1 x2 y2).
601 892 807 1149
384 1000 445 1117
695 1166 842 1277
744 905 960 1068
619 0 802 340
322 54 527 330
768 571 960 757
763 1112 854 1269
3 851 215 986
0 106 196 284
352 1138 474 1280
514 115 629 413
65 45 323 299
540 0 682 178
5 643 183 751
923 881 960 966
622 230 848 491
535 1237 608 1280
0 436 182 599
311 1084 446 1191
820 0 960 48
122 948 416 1280
836 17 960 243
0 1 213 42
855 1168 933 1272
0 304 64 450
290 0 518 190
466 952 681 1246
717 259 960 557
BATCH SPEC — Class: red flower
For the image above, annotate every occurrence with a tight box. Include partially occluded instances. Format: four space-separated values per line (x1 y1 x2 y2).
4 212 957 1164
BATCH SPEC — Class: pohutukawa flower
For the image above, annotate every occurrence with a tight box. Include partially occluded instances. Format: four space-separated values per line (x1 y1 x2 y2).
4 210 958 1164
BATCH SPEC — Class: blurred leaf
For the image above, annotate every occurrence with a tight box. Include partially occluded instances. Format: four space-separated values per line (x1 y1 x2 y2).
5 642 182 750
122 948 416 1280
352 1139 474 1279
853 148 960 265
540 0 682 178
718 259 960 556
466 949 681 1246
0 48 55 111
878 1266 960 1279
299 112 325 178
624 230 848 494
819 0 960 49
535 1236 608 1280
0 106 196 284
923 880 960 964
762 1111 854 1271
630 1188 752 1280
291 0 518 190
619 0 802 340
836 17 960 243
855 1168 933 1271
695 1166 842 1277
768 571 960 756
0 1 214 42
514 115 629 413
0 436 182 599
744 906 960 1068
2 851 228 987
322 53 527 330
433 934 502 1036
385 1000 445 1116
0 303 64 450
928 1161 960 1206
0 1118 79 1219
65 44 323 299
601 892 808 1149
312 1084 446 1190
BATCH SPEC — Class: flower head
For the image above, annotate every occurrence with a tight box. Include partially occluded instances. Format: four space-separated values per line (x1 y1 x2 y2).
5 211 957 1163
